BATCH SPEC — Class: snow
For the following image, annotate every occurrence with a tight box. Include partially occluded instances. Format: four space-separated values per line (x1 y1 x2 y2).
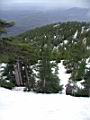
81 26 85 34
0 61 90 120
57 61 71 93
87 46 90 50
82 38 87 45
60 43 63 46
86 58 90 68
64 40 68 44
0 87 90 120
73 30 78 39
12 87 25 91
0 64 6 68
86 27 90 32
0 64 6 77
77 80 85 89
0 64 6 72
58 61 71 85
54 35 56 39
44 35 47 38
53 24 60 28
53 46 59 50
52 61 70 91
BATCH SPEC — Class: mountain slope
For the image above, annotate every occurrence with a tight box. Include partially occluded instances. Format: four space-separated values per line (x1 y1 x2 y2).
17 21 90 95
1 7 89 35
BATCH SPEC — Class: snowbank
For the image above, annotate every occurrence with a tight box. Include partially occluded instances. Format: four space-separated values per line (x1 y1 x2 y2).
0 87 90 120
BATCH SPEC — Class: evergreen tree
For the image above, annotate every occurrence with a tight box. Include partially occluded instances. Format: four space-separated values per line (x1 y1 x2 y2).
0 19 15 38
0 19 37 90
82 62 90 96
23 61 36 91
36 36 62 93
0 62 15 89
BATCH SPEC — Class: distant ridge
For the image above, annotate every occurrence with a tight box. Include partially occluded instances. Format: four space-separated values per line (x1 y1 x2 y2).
0 7 89 36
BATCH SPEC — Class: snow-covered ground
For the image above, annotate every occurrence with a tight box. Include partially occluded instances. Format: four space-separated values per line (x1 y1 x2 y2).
57 61 71 93
0 87 90 120
0 61 90 120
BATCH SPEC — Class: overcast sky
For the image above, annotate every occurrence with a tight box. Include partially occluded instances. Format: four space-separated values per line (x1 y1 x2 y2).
1 0 90 10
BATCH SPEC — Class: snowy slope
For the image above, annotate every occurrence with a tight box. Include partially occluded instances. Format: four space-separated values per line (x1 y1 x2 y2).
58 61 70 84
0 87 90 120
57 61 71 93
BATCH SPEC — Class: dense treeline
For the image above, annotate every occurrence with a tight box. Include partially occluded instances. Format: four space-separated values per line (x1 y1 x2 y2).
0 20 90 96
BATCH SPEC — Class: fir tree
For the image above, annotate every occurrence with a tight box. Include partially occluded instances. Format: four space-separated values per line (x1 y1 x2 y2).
36 36 62 93
0 62 15 89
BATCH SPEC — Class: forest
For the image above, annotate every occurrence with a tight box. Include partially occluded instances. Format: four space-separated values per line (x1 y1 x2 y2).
0 19 90 96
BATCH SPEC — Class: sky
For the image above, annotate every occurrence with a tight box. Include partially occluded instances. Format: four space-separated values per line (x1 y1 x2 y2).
1 0 90 10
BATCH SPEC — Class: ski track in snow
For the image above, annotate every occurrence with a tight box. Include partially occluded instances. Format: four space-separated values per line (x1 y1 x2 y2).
0 87 90 120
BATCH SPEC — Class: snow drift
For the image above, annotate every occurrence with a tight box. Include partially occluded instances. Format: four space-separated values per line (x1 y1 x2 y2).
0 87 90 120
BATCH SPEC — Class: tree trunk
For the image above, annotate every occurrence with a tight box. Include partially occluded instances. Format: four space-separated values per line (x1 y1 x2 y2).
88 88 90 97
14 60 23 86
25 64 30 91
17 60 23 85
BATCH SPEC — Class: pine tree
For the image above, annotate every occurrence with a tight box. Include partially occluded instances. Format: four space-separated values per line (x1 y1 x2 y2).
82 65 90 96
0 19 37 90
36 36 62 93
24 62 36 91
0 19 15 39
0 62 15 89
